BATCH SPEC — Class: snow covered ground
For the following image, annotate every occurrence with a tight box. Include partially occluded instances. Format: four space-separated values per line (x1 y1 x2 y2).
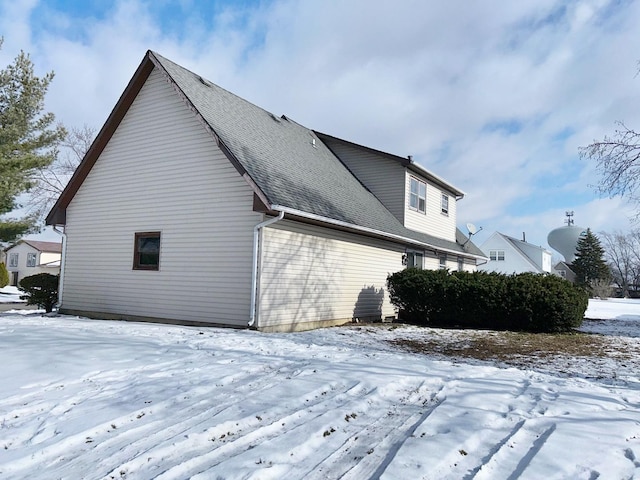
0 286 23 303
0 299 639 479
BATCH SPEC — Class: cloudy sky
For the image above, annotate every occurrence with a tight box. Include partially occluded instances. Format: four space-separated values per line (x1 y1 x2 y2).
2 0 640 251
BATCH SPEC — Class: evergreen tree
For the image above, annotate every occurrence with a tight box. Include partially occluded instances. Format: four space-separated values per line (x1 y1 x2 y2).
0 262 9 288
572 228 610 289
0 38 66 241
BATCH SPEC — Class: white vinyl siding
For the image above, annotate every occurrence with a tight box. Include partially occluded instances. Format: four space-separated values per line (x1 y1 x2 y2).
404 171 457 241
479 233 552 274
62 68 261 326
258 220 403 329
320 139 406 222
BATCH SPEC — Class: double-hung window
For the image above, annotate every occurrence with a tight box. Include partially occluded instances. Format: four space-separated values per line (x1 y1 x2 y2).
409 177 427 214
8 253 18 268
133 232 161 270
441 194 449 215
439 254 447 270
27 253 37 267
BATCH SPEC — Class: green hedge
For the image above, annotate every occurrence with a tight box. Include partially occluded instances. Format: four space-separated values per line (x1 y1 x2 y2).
19 273 59 313
386 269 588 333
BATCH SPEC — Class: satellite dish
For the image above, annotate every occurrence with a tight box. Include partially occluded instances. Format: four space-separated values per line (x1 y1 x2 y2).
467 223 478 235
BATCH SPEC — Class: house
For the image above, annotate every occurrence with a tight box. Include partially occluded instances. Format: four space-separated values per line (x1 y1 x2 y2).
553 261 576 283
46 50 485 332
3 240 62 286
478 232 552 275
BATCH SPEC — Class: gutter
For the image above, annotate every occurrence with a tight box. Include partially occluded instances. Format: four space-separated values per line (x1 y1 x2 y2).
249 211 285 327
270 205 487 261
52 225 67 309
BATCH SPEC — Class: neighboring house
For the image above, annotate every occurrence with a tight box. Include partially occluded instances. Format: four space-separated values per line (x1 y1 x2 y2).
478 232 552 275
46 50 485 332
553 261 576 283
4 240 62 286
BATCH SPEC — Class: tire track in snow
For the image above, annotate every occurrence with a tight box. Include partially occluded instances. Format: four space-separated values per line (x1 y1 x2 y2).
298 381 443 480
110 380 372 479
0 359 304 479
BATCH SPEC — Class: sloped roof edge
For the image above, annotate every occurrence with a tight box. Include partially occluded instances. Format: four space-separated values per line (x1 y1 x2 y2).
314 131 465 198
46 53 155 225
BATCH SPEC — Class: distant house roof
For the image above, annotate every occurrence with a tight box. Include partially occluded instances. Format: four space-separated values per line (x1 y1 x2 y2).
4 240 62 254
46 50 484 260
482 232 550 273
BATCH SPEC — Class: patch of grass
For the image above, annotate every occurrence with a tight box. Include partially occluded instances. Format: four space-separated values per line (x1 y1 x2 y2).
389 330 628 366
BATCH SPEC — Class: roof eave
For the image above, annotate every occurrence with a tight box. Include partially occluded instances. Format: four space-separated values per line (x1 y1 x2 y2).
314 130 465 198
46 52 156 226
270 204 486 261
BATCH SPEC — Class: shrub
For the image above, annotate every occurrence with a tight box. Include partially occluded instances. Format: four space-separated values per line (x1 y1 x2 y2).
0 262 9 288
19 273 59 313
386 269 588 333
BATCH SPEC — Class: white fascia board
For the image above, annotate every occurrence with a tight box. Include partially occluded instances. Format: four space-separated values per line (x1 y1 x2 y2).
270 205 487 261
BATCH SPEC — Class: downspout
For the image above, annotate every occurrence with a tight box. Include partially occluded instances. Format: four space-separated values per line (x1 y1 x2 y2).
249 211 285 328
52 225 67 309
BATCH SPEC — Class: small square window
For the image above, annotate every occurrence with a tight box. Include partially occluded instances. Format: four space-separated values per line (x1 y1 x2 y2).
490 250 505 261
27 253 37 267
8 253 18 268
133 232 161 270
441 194 449 215
409 177 427 214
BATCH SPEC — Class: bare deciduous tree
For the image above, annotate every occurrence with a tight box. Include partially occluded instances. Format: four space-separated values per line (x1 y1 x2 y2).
581 122 640 215
601 230 640 297
29 124 95 219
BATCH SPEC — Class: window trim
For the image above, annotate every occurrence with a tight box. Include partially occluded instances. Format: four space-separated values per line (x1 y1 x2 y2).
441 193 449 215
409 176 427 214
26 253 37 267
133 231 161 271
489 250 505 261
405 250 424 269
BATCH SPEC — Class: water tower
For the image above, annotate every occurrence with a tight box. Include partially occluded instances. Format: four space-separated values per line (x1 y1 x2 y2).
547 211 586 264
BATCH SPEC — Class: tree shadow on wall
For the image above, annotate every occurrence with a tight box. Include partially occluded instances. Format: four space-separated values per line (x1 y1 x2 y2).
352 285 385 323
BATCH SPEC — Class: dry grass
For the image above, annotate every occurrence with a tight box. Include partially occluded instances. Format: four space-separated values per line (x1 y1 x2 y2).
387 327 635 374
390 331 606 360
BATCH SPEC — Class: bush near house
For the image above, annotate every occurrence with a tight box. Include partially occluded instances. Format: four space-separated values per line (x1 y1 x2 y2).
0 262 9 288
19 273 59 313
387 269 588 333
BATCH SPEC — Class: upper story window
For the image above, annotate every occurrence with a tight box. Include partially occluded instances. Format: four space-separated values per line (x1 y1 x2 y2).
8 253 18 268
133 232 161 270
441 194 449 215
27 253 37 267
490 250 505 261
409 177 426 214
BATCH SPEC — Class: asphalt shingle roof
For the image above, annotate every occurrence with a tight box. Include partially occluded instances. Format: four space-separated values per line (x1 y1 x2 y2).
150 51 484 258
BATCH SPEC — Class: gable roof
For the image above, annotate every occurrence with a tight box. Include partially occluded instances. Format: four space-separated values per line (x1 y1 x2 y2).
314 131 465 198
46 51 484 260
485 232 549 272
5 240 62 254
